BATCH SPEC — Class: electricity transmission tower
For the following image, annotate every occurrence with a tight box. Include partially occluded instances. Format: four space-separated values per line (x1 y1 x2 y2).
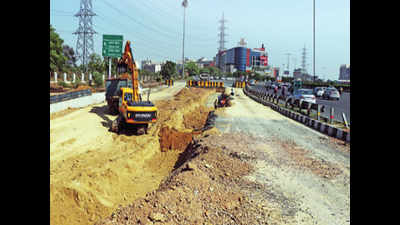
218 13 228 52
73 0 97 73
217 13 228 72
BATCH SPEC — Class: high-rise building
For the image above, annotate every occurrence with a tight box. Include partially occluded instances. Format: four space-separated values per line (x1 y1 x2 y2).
339 64 350 80
216 42 268 73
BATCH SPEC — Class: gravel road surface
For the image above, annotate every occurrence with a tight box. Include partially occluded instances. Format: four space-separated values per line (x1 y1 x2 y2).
213 88 350 225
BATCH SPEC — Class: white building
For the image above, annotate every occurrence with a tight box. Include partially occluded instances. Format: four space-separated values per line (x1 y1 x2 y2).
339 64 350 81
141 60 162 73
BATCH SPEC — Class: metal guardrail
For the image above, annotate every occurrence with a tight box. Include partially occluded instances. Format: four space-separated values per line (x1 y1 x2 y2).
50 89 92 104
245 85 349 126
186 80 224 88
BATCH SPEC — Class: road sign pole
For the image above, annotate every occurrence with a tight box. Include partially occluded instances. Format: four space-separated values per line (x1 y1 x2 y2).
108 57 111 79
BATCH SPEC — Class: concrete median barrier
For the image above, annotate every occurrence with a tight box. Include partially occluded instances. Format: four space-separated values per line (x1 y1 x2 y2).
243 85 350 143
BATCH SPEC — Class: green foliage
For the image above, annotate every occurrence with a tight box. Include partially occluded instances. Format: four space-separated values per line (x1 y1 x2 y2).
282 77 294 83
253 72 264 81
199 67 209 74
232 71 246 78
161 61 176 80
225 72 233 77
58 81 71 88
88 53 106 74
92 71 104 87
50 24 67 72
185 62 200 77
72 76 84 89
208 66 220 76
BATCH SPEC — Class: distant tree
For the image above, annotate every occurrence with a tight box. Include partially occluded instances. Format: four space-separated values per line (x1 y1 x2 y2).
208 66 220 76
87 53 106 74
199 67 210 74
161 61 176 80
92 71 104 87
185 62 199 76
50 24 67 72
63 44 77 68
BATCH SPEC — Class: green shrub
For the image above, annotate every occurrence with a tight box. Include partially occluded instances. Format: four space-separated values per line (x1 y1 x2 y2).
58 81 71 88
92 71 104 87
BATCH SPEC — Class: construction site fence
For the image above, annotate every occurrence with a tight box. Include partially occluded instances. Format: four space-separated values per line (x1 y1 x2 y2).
50 89 92 104
186 80 225 88
50 71 158 83
234 81 247 88
165 80 174 86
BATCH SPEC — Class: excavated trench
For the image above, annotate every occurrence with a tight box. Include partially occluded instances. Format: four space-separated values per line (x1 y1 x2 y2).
50 87 220 225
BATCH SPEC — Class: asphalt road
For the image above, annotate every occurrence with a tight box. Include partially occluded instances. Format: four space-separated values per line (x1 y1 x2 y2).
252 84 350 124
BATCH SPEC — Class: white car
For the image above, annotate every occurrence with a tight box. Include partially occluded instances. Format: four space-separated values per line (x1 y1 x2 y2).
292 88 316 104
313 87 325 97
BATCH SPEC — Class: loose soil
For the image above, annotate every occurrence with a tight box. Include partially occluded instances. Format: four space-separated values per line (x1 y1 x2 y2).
95 135 270 225
50 87 215 225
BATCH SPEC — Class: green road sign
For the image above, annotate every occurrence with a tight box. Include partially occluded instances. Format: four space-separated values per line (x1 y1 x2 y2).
102 34 123 58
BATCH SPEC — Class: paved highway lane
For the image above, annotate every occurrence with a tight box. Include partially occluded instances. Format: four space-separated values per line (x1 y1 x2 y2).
253 84 350 124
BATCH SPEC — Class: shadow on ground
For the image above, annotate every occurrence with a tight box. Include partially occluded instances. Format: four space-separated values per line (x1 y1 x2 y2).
89 105 146 137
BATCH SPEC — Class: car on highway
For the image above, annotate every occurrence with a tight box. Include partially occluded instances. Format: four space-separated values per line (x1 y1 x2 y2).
313 87 325 97
322 88 340 100
199 73 210 80
291 88 316 104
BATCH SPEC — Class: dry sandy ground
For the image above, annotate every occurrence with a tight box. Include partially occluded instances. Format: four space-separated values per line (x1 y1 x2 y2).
97 88 349 225
51 85 349 225
50 82 214 225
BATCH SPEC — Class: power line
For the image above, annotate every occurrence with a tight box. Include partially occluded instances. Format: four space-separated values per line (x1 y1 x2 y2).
94 15 178 59
98 0 184 41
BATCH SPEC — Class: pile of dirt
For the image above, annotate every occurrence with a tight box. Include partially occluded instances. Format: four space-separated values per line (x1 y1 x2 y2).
159 127 193 152
152 87 215 149
183 105 210 130
96 135 275 225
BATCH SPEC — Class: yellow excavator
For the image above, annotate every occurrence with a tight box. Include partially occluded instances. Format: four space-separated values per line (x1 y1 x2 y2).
111 40 157 135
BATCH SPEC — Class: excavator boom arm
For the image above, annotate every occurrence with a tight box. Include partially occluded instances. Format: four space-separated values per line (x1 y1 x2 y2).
119 40 140 102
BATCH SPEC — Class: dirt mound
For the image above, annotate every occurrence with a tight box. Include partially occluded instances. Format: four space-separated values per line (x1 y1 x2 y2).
183 105 210 130
159 127 193 152
95 135 273 225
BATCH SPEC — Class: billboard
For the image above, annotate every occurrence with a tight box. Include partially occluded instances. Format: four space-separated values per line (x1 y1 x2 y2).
260 55 268 66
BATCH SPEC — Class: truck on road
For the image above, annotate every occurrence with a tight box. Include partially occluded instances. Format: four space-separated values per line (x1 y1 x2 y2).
105 78 132 115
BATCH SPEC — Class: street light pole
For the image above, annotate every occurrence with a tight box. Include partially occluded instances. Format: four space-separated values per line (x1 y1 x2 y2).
181 0 188 79
313 0 315 82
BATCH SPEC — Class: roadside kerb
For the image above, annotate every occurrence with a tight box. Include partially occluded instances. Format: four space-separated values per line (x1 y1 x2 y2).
243 86 350 143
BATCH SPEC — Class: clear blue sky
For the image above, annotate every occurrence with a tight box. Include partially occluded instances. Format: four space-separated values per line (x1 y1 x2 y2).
50 0 349 80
